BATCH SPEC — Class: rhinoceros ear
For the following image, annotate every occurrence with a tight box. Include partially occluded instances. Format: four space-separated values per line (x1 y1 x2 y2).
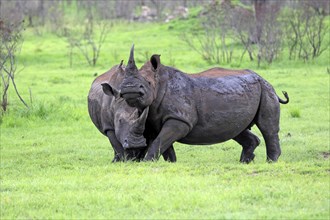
117 60 125 74
101 83 119 98
150 54 161 72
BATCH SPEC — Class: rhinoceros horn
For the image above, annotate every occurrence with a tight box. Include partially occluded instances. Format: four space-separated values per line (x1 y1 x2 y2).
131 106 149 134
126 44 139 76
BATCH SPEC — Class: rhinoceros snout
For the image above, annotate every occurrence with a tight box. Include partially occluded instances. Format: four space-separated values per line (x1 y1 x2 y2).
122 138 147 149
123 139 129 149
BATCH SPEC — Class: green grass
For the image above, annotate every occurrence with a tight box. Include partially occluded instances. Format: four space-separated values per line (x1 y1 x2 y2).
0 17 329 219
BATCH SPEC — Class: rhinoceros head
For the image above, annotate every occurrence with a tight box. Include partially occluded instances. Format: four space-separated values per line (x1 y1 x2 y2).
113 102 149 149
120 45 158 111
101 63 149 149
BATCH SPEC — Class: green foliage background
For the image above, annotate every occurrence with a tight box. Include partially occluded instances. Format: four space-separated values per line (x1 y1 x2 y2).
1 12 329 220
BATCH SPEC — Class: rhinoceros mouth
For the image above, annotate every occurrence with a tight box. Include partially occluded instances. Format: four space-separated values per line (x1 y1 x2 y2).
121 91 143 100
120 86 145 100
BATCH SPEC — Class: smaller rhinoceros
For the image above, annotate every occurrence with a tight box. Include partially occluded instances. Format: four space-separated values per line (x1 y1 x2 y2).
88 61 176 162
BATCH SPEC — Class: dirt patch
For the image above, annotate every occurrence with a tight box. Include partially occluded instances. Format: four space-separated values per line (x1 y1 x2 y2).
321 152 330 159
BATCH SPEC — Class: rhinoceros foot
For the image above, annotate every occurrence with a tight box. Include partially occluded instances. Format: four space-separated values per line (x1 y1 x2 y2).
240 153 255 164
112 154 123 163
266 155 280 163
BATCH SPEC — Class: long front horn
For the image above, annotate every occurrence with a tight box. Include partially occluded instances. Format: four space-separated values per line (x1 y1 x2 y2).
126 44 139 76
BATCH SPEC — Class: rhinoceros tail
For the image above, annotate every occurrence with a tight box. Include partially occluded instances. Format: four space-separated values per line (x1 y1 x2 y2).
278 91 289 104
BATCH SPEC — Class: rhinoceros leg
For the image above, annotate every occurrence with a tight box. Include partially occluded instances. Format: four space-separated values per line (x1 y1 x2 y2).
106 130 125 162
256 89 281 162
112 153 121 162
125 148 147 162
144 126 177 162
233 130 260 163
128 145 176 162
162 145 176 162
144 119 190 161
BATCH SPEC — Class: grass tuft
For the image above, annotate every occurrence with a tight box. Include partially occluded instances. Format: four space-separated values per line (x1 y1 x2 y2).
290 108 301 118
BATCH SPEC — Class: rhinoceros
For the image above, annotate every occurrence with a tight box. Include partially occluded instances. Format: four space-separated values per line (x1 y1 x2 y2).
87 61 176 162
119 46 289 163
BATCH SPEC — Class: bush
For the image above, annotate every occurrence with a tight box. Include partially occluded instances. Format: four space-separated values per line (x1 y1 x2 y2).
290 109 301 118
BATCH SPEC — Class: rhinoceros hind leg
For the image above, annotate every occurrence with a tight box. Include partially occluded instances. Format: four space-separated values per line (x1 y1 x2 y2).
256 90 281 162
234 129 260 163
262 133 281 162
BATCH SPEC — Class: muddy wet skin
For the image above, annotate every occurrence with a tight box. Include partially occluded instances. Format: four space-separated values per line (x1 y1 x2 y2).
87 60 176 162
119 45 289 163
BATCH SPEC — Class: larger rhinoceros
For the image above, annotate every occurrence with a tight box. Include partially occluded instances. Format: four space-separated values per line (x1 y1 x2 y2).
88 61 176 162
119 46 289 163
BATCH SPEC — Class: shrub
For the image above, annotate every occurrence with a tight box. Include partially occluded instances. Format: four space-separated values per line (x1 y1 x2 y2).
290 109 301 118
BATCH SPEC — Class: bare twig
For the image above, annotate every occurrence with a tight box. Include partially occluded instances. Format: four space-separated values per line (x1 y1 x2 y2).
0 19 28 111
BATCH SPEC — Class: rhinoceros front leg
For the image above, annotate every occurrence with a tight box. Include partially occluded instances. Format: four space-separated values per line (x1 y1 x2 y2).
144 135 177 162
162 145 177 162
106 130 125 162
144 119 190 161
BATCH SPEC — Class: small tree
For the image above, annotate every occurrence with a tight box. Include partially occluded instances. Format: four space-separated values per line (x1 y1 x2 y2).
74 19 109 67
0 20 28 112
229 3 256 62
283 1 329 61
256 10 283 66
62 10 110 67
252 0 283 66
181 1 233 64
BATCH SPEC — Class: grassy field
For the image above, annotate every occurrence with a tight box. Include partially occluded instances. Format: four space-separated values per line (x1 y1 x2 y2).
1 18 329 219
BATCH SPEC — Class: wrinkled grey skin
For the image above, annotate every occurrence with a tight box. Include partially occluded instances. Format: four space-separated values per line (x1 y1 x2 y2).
120 46 289 163
88 62 176 162
88 63 146 162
